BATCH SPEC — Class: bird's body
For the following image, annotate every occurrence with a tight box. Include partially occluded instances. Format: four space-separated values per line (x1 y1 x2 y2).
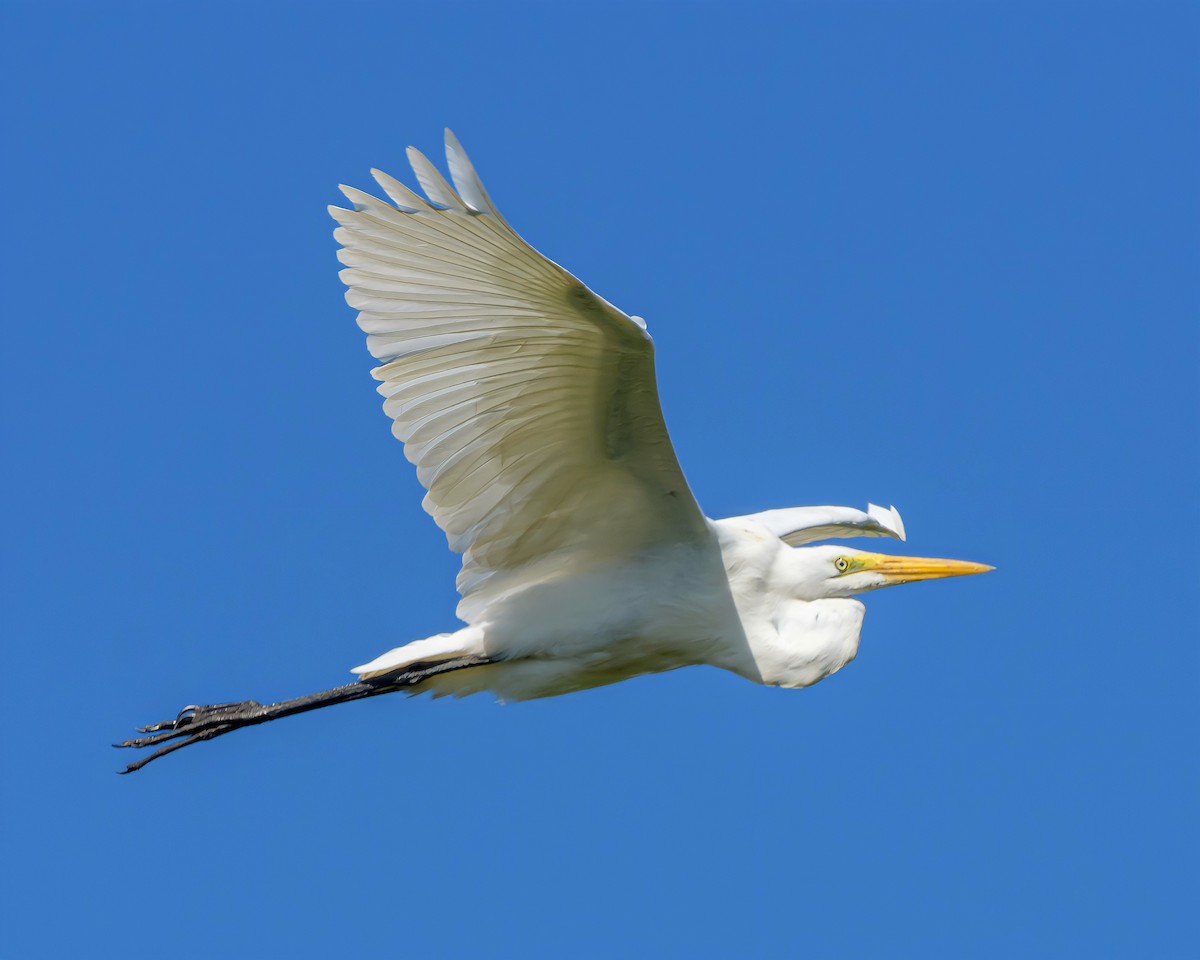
356 517 866 702
117 131 991 772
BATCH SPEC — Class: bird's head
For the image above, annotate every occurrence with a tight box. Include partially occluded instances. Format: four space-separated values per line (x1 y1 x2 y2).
786 544 993 600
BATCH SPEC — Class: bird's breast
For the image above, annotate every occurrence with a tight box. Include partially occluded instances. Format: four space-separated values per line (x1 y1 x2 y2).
476 538 743 665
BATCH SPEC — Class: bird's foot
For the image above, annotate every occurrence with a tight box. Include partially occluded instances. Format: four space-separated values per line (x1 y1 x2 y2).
114 699 268 773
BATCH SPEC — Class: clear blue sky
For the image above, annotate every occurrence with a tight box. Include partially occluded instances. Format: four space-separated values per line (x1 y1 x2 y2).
2 2 1196 957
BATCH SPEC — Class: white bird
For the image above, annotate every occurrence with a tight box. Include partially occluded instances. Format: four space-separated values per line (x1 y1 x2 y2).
117 131 991 772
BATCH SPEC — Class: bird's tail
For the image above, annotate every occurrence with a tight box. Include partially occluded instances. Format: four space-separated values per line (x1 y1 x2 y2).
351 626 486 681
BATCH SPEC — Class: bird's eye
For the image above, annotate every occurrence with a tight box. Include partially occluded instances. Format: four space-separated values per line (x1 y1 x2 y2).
834 556 849 573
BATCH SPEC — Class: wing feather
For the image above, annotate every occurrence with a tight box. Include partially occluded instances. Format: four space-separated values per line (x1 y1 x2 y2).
333 131 708 621
443 128 500 216
731 504 908 546
405 147 468 212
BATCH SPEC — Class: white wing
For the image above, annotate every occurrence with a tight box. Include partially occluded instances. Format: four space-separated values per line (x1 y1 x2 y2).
331 131 708 622
731 503 907 546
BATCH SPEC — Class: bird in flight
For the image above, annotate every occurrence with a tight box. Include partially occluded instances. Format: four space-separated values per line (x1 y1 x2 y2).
117 130 992 772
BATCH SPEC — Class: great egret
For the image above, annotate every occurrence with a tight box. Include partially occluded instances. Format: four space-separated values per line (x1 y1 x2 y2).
117 131 991 773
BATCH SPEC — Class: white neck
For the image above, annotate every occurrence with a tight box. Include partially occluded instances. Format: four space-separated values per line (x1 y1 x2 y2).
712 517 867 688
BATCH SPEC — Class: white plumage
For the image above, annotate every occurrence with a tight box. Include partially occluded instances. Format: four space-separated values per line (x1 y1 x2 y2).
117 130 991 772
330 131 990 701
333 136 706 621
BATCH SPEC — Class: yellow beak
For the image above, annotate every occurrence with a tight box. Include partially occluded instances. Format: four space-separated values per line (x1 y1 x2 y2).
856 551 995 584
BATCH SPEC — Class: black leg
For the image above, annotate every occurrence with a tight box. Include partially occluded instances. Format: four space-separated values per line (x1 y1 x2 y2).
114 656 494 773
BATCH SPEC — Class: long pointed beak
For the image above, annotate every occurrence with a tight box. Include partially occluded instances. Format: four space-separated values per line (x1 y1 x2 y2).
858 552 994 585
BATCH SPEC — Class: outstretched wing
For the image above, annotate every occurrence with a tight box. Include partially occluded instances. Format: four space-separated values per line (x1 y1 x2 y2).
732 503 907 546
331 131 708 621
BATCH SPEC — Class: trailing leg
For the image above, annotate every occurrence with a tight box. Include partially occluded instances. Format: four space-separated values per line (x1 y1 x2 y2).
114 655 494 773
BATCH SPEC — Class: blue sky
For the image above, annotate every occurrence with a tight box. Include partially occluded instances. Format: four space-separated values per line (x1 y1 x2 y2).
2 1 1196 957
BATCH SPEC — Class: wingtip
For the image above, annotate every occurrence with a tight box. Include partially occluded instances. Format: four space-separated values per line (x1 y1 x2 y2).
867 502 907 541
444 127 467 159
